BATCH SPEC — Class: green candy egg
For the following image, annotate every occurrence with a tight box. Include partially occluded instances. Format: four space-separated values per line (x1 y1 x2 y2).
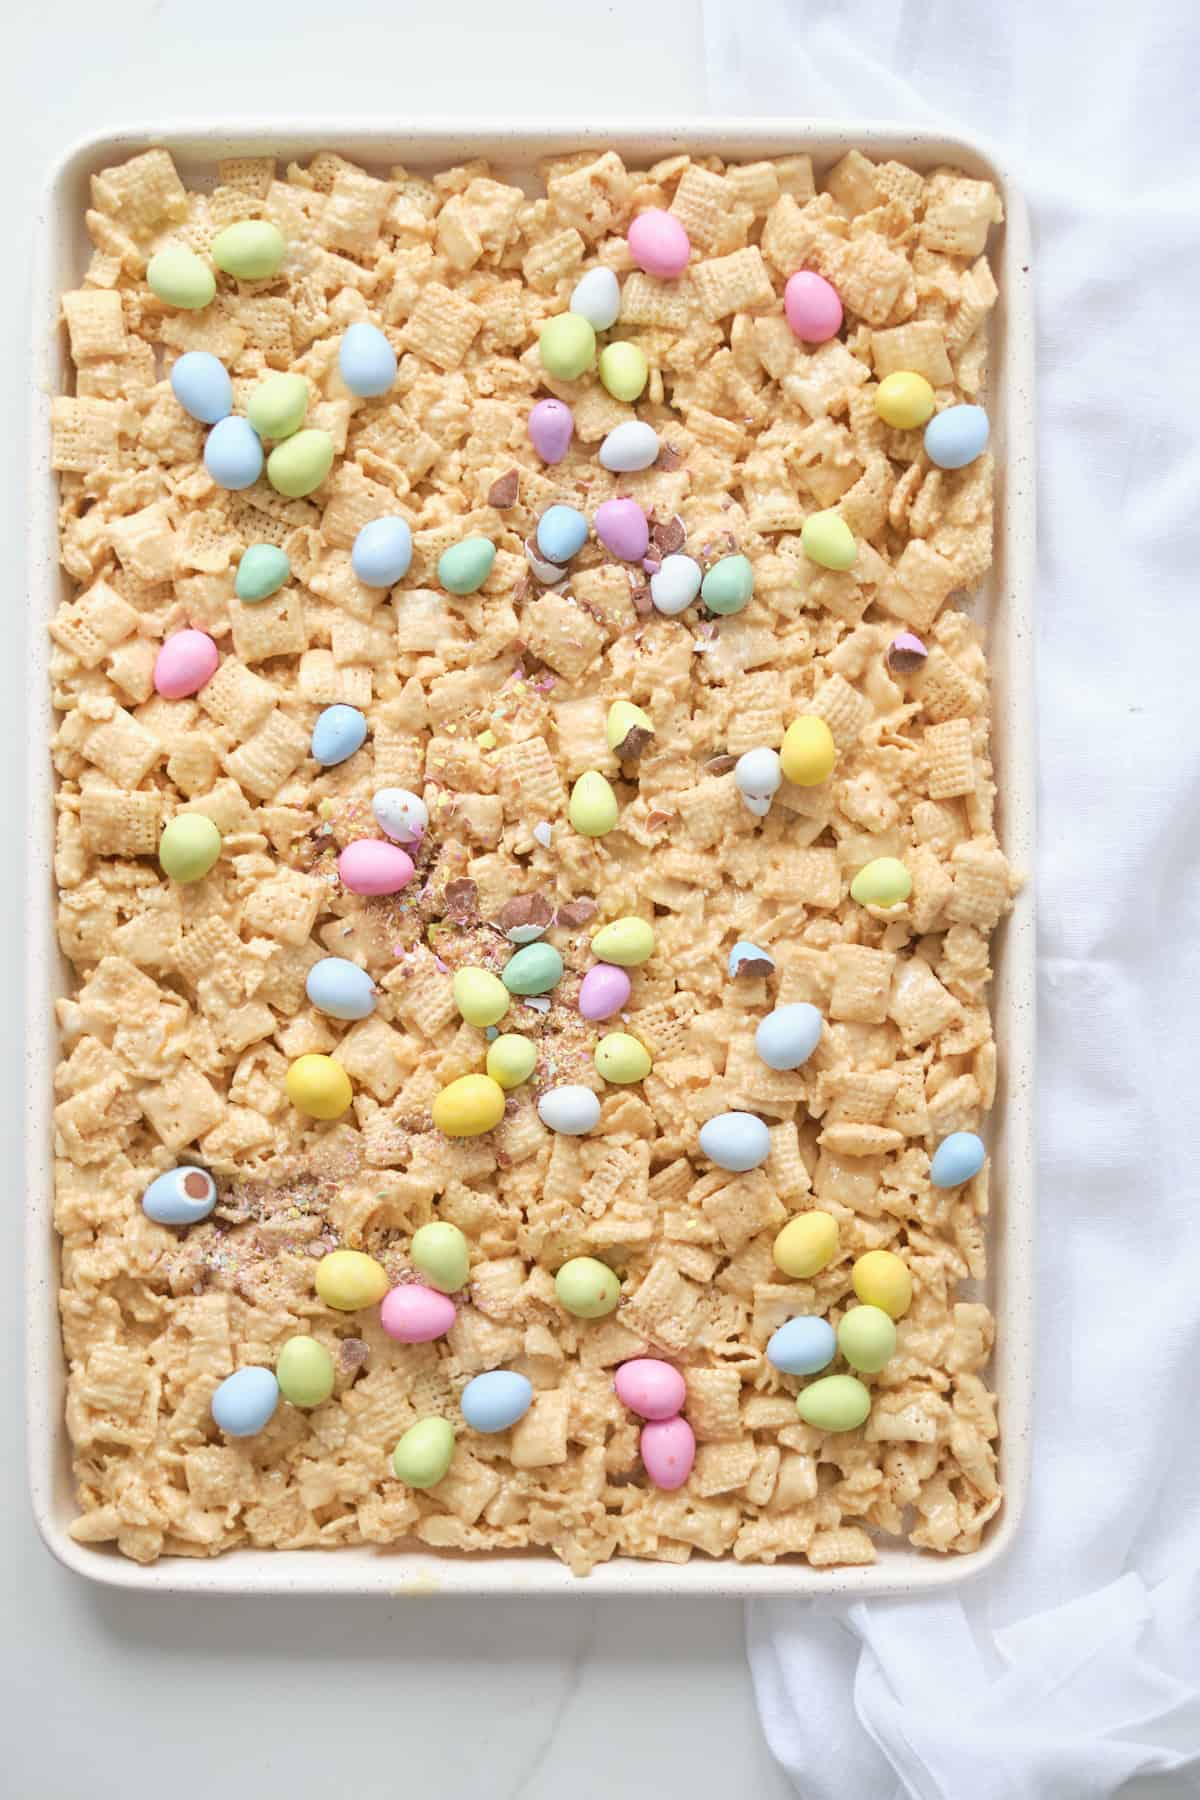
211 220 286 280
147 244 215 311
247 373 308 441
796 1373 872 1433
410 1221 471 1294
539 312 596 380
590 916 655 966
568 770 619 837
267 429 334 498
503 942 564 996
801 509 857 572
392 1416 455 1488
276 1336 335 1408
438 536 496 595
701 553 754 615
598 341 648 402
486 1033 538 1089
236 543 290 602
837 1305 897 1374
850 856 912 908
555 1256 621 1319
159 813 221 882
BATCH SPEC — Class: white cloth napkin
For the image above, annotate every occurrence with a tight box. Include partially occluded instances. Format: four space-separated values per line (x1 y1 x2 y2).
700 3 1200 1792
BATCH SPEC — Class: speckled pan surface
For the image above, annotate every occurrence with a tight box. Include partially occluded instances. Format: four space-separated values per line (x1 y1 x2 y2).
26 120 1035 1596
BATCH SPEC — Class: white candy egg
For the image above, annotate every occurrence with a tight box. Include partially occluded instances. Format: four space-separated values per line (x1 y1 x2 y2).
735 748 782 800
599 421 660 473
650 554 703 617
570 267 621 331
372 787 428 846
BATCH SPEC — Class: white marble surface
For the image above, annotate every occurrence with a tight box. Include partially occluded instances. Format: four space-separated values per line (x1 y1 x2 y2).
2 5 794 1794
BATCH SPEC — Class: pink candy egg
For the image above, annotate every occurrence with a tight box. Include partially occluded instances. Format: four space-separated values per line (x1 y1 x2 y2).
594 498 649 562
528 398 574 464
614 1358 686 1422
640 1416 696 1490
338 840 415 895
154 629 219 699
784 271 843 344
380 1283 456 1343
627 209 691 280
578 962 632 1021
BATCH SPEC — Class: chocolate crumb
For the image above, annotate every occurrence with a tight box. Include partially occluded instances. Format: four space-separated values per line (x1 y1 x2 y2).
651 514 686 557
487 468 520 509
655 443 683 471
183 1172 210 1199
732 956 776 979
646 809 673 829
339 1337 369 1369
630 584 653 617
704 754 738 775
495 891 555 937
443 877 479 922
613 725 654 761
556 897 597 927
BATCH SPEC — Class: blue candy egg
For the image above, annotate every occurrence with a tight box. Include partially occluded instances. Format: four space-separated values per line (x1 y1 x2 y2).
339 320 397 398
755 1003 823 1071
211 1367 279 1438
311 704 367 767
170 351 233 424
461 1370 534 1434
352 516 413 588
306 957 377 1021
728 940 775 979
924 404 989 471
766 1315 836 1376
142 1166 217 1226
204 415 263 490
930 1130 986 1188
536 504 589 564
698 1111 770 1172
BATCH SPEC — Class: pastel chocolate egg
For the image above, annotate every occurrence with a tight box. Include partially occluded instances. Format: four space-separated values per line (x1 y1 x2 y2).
338 840 414 895
352 516 412 587
640 1416 695 1489
502 942 563 995
311 704 367 767
372 787 428 846
305 957 376 1021
142 1166 217 1226
537 504 589 563
795 1374 871 1433
211 1367 278 1437
699 1111 770 1172
599 421 659 472
170 350 232 423
925 404 989 470
578 962 632 1021
627 209 690 279
276 1337 336 1408
555 1256 620 1318
930 1131 986 1188
154 629 218 699
650 553 702 616
773 1212 838 1279
461 1370 534 1433
527 397 575 463
315 1249 389 1311
766 1315 836 1376
755 1003 823 1070
784 270 843 344
594 498 649 562
570 266 621 330
537 1085 601 1135
837 1305 897 1374
338 320 396 397
728 941 775 980
410 1221 471 1293
614 1358 686 1421
380 1283 456 1343
392 1417 454 1488
204 415 263 490
432 1074 507 1137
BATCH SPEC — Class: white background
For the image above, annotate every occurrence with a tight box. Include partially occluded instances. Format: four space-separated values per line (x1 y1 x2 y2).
1 4 796 1797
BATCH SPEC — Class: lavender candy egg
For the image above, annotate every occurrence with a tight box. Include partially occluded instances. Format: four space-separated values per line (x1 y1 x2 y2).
595 498 649 562
578 962 633 1021
528 398 574 465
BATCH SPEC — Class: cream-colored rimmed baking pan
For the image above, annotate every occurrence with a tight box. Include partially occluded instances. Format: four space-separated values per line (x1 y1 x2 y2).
26 121 1035 1596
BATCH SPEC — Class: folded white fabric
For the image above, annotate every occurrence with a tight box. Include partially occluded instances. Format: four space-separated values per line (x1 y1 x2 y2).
700 3 1200 1793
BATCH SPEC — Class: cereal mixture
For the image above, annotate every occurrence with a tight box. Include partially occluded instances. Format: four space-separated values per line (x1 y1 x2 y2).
50 144 1015 1572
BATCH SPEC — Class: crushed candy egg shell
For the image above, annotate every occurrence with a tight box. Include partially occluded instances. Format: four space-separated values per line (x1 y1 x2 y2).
627 208 690 279
851 1250 913 1319
773 1211 839 1279
380 1283 456 1344
211 1367 279 1438
734 747 781 802
728 940 775 979
930 1131 986 1188
266 428 333 498
590 916 654 966
783 270 843 344
606 700 654 754
887 631 928 673
372 787 428 845
569 769 619 837
204 415 263 490
337 840 414 895
392 1416 455 1489
311 703 367 767
594 497 649 562
537 1084 601 1135
538 312 596 380
352 516 413 587
614 1359 686 1421
432 1073 507 1137
170 350 232 423
796 1374 871 1433
640 1416 695 1490
246 371 308 440
141 1166 216 1227
159 813 221 883
766 1315 836 1377
755 1002 823 1071
410 1221 471 1293
780 715 837 786
598 340 648 402
305 957 376 1021
701 553 754 615
555 1256 621 1318
925 403 989 470
438 535 495 594
578 962 632 1021
650 553 703 615
453 966 510 1027
338 320 396 397
235 543 290 601
211 219 286 280
599 421 659 472
850 856 912 908
527 397 574 463
569 265 621 329
526 539 568 584
314 1248 389 1311
536 504 589 563
876 370 936 429
699 1111 771 1172
837 1305 897 1374
286 1053 353 1121
502 941 563 995
147 244 215 310
461 1370 534 1433
801 509 857 571
486 1033 538 1090
276 1336 335 1408
153 628 218 699
595 1031 652 1084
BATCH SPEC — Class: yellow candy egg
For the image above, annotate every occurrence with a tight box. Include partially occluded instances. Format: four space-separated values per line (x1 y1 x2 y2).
850 857 912 908
452 966 510 1028
875 371 936 430
431 1073 506 1137
590 916 655 966
569 770 619 837
851 1249 913 1319
315 1248 389 1312
773 1211 839 1279
486 1033 538 1089
606 700 654 756
780 715 837 787
594 1031 652 1084
285 1054 353 1120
